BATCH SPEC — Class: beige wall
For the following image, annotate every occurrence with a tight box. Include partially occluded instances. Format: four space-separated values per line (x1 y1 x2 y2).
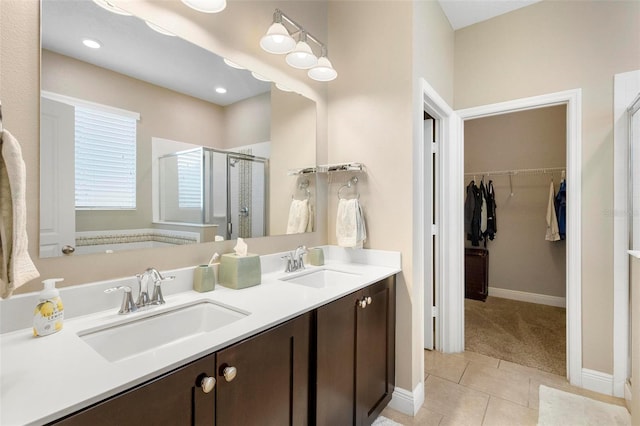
464 105 566 297
455 0 640 374
0 0 328 294
327 0 454 393
223 91 270 150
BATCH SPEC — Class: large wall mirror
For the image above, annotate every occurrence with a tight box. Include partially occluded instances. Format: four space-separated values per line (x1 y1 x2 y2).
40 0 317 258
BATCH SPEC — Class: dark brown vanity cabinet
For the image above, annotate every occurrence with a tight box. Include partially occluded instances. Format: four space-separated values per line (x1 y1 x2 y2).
315 276 396 426
50 276 396 426
216 312 311 426
52 313 311 426
53 351 217 425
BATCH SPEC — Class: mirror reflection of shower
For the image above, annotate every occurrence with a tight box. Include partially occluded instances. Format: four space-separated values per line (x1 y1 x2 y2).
158 146 268 241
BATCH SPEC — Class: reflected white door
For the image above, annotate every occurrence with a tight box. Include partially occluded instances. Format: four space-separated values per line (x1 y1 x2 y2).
40 97 75 257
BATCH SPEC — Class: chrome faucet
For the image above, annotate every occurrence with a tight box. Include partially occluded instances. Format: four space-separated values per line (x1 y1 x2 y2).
136 268 175 308
282 246 307 273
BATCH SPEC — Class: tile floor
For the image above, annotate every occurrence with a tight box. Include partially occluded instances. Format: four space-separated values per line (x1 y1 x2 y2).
380 350 626 425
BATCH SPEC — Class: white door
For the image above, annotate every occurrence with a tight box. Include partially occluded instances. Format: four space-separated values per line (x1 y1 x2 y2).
40 97 75 257
424 117 436 350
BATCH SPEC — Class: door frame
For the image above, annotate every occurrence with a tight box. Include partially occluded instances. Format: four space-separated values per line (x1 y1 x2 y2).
613 70 640 398
425 88 583 386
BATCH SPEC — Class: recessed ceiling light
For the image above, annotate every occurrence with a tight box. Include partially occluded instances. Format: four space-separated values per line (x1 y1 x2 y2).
180 0 226 14
145 21 176 37
275 83 293 92
92 0 132 16
82 38 102 49
215 87 227 94
251 71 270 82
223 58 245 70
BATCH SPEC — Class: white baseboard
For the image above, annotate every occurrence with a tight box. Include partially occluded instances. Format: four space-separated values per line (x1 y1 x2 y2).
389 381 424 416
582 368 614 396
488 286 566 308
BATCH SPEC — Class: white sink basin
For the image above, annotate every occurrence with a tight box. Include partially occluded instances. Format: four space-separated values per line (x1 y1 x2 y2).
79 301 248 362
282 269 361 289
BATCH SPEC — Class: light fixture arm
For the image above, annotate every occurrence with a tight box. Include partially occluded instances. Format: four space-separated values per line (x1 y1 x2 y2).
275 8 326 55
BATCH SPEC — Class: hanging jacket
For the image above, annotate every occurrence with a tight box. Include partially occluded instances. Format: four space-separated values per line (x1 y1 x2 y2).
465 181 483 246
485 180 497 241
555 179 566 240
545 181 561 241
464 181 476 237
480 180 488 234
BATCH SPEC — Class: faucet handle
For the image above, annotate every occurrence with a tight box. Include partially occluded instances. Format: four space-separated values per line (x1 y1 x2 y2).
149 275 174 305
281 254 294 272
105 285 137 315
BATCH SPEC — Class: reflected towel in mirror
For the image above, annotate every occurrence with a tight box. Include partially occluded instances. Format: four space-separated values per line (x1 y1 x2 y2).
286 199 310 234
336 198 366 248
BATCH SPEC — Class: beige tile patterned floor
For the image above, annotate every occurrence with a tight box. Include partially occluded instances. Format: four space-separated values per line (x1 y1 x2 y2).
380 350 626 426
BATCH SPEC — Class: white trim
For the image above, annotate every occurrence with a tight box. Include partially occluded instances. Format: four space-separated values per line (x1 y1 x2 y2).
625 381 632 409
581 368 614 396
41 90 141 120
488 287 566 308
613 70 640 398
416 79 464 359
454 89 582 387
388 382 425 416
629 250 640 259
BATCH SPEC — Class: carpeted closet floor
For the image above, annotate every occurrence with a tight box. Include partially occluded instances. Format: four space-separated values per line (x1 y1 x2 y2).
465 296 566 377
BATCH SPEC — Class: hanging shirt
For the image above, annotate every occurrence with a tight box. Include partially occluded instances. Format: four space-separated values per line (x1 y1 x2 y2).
485 180 497 240
480 180 488 234
555 179 566 240
546 181 561 242
464 181 476 237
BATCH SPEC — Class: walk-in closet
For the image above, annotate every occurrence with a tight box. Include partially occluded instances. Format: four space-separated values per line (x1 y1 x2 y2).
463 105 567 376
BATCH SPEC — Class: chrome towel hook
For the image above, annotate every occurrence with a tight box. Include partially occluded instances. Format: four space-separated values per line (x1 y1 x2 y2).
338 176 359 199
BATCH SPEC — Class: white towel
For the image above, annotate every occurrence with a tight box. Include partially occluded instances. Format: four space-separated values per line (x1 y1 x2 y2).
286 199 309 234
305 201 314 233
545 181 560 242
336 198 367 248
1 129 40 298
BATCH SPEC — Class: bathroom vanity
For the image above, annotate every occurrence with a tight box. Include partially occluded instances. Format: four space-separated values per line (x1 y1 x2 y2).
0 247 400 425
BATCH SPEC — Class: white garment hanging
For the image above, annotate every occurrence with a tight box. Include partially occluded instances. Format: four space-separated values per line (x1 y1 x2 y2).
286 199 309 234
545 181 561 242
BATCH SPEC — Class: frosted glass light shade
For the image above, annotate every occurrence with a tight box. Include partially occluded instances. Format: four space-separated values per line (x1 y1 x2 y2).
308 56 337 81
285 40 318 69
180 0 226 13
260 23 296 54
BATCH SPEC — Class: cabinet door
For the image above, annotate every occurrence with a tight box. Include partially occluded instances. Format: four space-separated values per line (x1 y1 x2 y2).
315 291 360 425
216 312 311 426
356 276 396 425
52 352 216 426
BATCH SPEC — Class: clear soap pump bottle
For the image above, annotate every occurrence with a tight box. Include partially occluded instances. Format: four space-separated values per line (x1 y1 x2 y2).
33 278 64 337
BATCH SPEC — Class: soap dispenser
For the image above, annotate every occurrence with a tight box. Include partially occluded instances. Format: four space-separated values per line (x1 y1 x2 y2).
33 278 64 337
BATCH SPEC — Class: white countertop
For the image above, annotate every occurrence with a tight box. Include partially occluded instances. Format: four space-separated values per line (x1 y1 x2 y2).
0 247 401 425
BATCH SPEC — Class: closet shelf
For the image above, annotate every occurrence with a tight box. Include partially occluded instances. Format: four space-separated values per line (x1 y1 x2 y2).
464 166 565 177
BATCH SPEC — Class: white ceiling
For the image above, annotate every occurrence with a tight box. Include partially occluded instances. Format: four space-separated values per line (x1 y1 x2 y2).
41 0 270 107
438 0 543 30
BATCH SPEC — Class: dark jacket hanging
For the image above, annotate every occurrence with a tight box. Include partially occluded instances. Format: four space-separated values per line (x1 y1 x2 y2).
555 179 566 240
485 180 497 241
465 181 483 246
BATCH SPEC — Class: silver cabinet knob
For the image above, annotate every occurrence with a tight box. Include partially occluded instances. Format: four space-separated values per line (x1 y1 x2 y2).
366 296 372 305
223 366 237 382
200 376 216 393
61 245 75 255
358 299 367 309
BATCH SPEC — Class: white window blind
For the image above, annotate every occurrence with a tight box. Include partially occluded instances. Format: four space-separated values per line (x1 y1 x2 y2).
75 106 137 209
177 150 202 209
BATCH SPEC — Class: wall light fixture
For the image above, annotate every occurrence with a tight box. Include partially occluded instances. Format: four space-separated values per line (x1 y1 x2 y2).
260 9 336 82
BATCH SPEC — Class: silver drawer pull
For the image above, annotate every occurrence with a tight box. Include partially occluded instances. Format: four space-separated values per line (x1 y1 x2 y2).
358 299 367 309
366 296 372 305
223 366 237 382
200 376 216 393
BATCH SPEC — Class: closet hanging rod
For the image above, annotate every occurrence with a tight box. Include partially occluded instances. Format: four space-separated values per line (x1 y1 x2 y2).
464 166 565 177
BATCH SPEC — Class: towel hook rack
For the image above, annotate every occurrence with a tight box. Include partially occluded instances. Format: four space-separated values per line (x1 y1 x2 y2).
338 176 359 200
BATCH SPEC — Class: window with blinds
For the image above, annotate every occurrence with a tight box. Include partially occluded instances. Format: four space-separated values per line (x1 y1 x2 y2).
75 106 137 209
177 149 203 209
